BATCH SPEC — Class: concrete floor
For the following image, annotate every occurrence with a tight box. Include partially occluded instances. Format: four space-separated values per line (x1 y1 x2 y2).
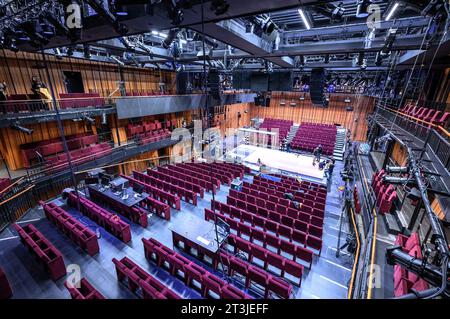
0 161 352 299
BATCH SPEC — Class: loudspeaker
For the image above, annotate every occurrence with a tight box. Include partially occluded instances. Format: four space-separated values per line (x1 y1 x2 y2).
208 69 220 99
176 72 190 95
310 68 328 107
269 71 293 91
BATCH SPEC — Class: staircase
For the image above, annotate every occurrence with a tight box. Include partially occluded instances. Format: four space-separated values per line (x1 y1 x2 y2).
286 124 299 144
333 128 346 161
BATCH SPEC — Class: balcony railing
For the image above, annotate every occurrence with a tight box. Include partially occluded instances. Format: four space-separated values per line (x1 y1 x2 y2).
374 107 450 172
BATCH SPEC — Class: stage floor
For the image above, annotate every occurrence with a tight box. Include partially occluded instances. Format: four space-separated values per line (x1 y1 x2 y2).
228 145 325 182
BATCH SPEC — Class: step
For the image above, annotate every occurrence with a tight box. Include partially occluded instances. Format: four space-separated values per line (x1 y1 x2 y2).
383 211 404 236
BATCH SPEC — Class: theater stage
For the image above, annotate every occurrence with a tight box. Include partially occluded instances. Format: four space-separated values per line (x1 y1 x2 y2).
227 144 325 183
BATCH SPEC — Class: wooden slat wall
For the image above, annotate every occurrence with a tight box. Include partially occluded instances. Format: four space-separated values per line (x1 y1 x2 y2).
431 197 445 220
118 150 160 176
216 103 252 136
0 49 176 97
251 92 375 141
391 141 408 166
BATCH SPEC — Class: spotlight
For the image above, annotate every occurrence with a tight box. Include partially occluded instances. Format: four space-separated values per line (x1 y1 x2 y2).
356 0 372 18
110 0 128 16
83 44 91 59
245 23 254 33
164 0 184 26
66 46 74 56
357 52 366 69
11 123 34 135
254 15 277 35
85 0 128 35
162 29 180 49
84 116 95 124
54 48 63 59
210 0 229 15
298 8 311 30
19 21 49 45
313 3 345 21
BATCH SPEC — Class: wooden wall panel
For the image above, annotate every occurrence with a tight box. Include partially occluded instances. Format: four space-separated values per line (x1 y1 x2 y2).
216 103 252 136
391 141 408 166
0 49 176 97
251 92 375 141
118 150 159 176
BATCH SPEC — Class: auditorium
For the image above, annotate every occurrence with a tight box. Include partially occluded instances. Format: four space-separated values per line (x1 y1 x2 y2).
0 0 449 301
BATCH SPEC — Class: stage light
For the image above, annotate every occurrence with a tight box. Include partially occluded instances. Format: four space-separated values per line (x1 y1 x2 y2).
83 44 91 59
84 116 95 124
385 2 400 21
245 23 254 33
162 29 180 49
298 8 311 30
66 46 74 56
164 0 184 26
210 0 229 15
110 0 128 16
313 3 345 21
85 0 128 35
356 0 372 18
11 123 34 135
151 30 159 35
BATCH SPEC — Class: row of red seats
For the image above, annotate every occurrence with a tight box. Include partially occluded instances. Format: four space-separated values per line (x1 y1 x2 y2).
59 93 105 109
165 164 221 188
227 233 303 286
142 237 252 299
45 143 113 173
158 166 217 194
216 250 292 299
112 256 181 299
259 118 293 143
66 192 131 243
0 267 12 299
206 208 314 269
64 278 105 299
41 201 99 256
371 170 397 214
88 186 148 227
14 223 67 281
127 120 173 136
124 175 181 210
291 123 337 155
271 173 328 192
250 176 326 203
140 129 172 146
229 189 324 230
399 103 449 126
148 168 205 198
138 195 171 221
20 133 99 168
238 185 325 217
393 233 429 297
174 163 232 185
259 174 328 197
227 195 324 237
133 170 197 205
211 200 320 253
197 162 246 179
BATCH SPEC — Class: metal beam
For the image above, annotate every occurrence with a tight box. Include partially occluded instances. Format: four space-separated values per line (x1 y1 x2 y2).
190 20 294 68
281 16 431 39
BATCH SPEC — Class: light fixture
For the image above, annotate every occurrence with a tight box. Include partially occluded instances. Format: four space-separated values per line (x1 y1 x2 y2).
298 8 311 30
210 0 229 15
110 0 128 16
162 29 180 49
151 30 159 35
11 123 34 135
385 2 399 21
356 0 372 18
83 44 91 59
